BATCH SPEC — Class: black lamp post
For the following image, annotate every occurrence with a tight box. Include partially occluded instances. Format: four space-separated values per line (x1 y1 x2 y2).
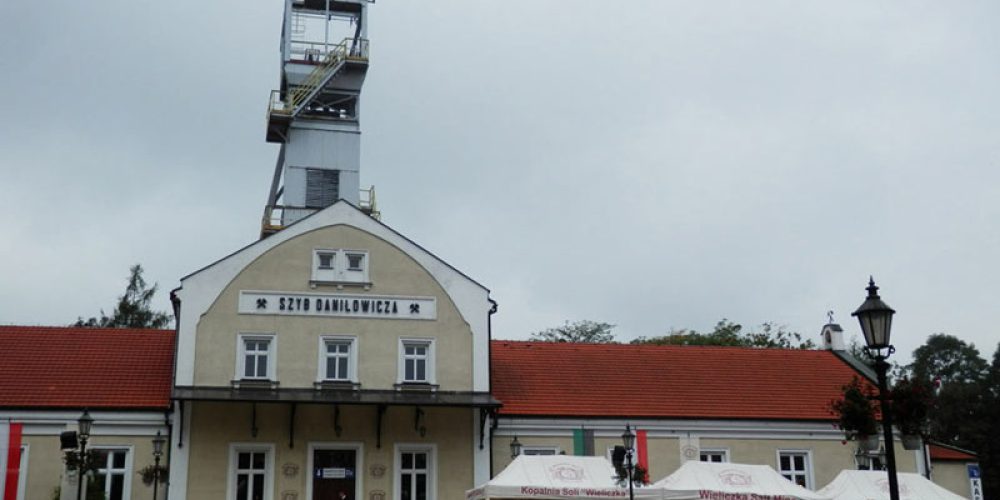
152 431 166 500
621 425 636 500
510 435 522 459
76 409 94 500
852 277 899 500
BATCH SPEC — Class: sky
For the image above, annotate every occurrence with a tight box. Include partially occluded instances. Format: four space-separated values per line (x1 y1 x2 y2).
2 1 999 364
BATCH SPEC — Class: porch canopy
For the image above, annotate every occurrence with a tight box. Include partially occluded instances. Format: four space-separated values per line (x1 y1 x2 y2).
652 461 831 500
466 455 667 500
816 470 966 500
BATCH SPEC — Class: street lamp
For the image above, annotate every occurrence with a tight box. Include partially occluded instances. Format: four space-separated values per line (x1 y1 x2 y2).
621 425 636 500
852 277 899 500
510 435 522 459
152 431 166 500
76 409 93 500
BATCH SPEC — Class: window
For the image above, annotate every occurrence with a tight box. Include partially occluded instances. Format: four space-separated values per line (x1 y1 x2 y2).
312 249 370 284
88 448 131 500
346 253 364 271
238 334 276 381
16 444 28 500
777 451 811 488
398 339 434 384
229 445 273 500
317 252 335 269
700 449 729 463
305 168 340 208
318 336 358 383
396 446 435 500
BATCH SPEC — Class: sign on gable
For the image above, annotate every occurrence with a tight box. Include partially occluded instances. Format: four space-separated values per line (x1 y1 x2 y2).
239 291 437 320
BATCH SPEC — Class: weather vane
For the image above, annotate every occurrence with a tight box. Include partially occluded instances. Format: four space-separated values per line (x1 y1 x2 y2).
827 310 835 324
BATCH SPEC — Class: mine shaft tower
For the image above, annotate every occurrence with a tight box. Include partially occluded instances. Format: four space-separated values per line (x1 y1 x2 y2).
262 0 377 237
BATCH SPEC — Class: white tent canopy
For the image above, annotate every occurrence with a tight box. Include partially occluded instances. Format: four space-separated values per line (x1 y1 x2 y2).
652 461 831 500
466 455 665 500
817 470 967 500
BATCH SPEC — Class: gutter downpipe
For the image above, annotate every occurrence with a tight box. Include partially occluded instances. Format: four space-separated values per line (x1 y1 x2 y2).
167 289 181 499
487 298 498 477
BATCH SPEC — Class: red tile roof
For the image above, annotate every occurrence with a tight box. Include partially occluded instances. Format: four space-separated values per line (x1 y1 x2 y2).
0 326 174 410
491 341 866 421
929 443 977 461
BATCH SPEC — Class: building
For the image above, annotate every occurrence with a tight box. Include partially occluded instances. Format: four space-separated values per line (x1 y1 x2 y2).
489 331 935 491
0 320 982 499
0 326 173 500
927 443 981 499
167 201 499 500
0 1 983 499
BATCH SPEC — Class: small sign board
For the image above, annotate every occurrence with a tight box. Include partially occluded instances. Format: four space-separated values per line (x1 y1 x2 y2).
968 464 983 500
322 467 346 479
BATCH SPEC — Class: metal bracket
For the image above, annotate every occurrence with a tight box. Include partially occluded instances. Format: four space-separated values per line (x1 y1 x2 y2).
251 403 259 438
414 407 426 437
177 400 185 449
288 403 297 449
479 408 497 450
375 405 387 449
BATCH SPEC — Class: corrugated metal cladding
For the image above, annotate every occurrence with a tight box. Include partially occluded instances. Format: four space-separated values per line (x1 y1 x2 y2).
306 168 340 208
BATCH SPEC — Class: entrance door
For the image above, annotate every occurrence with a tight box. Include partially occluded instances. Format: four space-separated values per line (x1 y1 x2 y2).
312 449 357 500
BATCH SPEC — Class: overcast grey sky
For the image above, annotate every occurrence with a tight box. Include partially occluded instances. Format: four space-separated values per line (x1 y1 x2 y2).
2 1 999 363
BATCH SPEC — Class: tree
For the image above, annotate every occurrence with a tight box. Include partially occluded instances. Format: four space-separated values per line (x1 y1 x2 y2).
909 334 989 384
631 319 815 349
74 264 172 329
899 334 995 496
529 320 616 343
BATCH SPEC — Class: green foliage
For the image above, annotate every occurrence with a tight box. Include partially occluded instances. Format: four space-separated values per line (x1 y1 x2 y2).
529 320 616 343
891 377 934 436
138 464 169 486
632 319 816 349
910 334 989 384
74 264 172 329
829 377 879 438
899 334 999 498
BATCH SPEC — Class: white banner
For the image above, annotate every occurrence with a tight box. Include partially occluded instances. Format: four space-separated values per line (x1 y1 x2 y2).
239 291 437 320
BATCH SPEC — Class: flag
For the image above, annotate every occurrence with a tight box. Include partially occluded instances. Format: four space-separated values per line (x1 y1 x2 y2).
572 428 594 455
635 429 649 477
0 422 23 500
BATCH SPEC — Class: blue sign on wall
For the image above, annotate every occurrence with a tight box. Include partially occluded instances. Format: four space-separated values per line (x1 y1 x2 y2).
967 464 981 479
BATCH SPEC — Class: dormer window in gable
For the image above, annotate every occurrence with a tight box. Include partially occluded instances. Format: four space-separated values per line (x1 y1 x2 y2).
312 249 370 286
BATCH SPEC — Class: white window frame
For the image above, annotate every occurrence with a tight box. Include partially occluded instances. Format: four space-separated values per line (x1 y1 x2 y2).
16 444 28 500
305 441 365 500
312 248 370 284
776 449 813 489
397 338 435 384
316 250 336 270
699 448 730 463
87 445 134 500
227 443 275 500
237 334 277 381
317 335 359 383
393 443 437 500
522 446 561 456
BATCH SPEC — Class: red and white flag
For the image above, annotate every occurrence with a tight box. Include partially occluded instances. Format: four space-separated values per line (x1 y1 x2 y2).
0 422 23 500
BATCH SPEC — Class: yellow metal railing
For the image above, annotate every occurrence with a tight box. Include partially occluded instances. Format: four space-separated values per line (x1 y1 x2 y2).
271 38 369 118
260 185 380 237
359 185 380 220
